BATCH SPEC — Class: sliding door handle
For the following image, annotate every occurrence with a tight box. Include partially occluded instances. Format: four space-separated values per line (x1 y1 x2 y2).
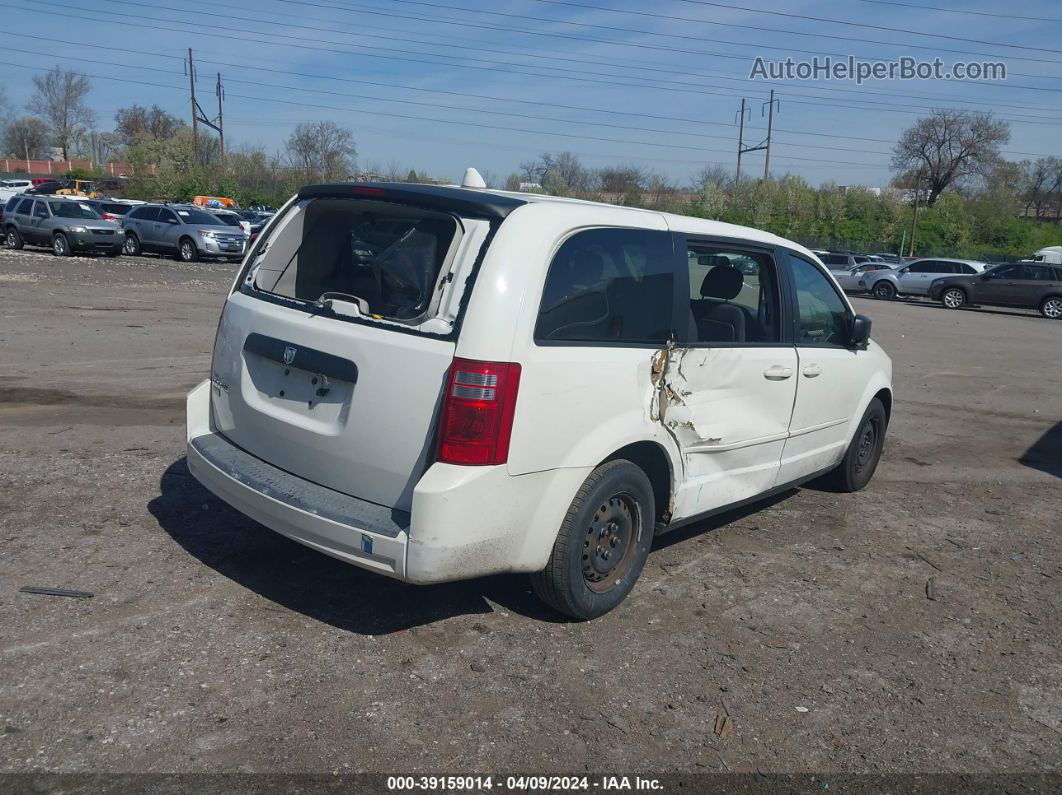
763 365 794 381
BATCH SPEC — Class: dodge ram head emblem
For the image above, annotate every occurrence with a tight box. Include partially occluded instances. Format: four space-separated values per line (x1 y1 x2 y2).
283 346 297 365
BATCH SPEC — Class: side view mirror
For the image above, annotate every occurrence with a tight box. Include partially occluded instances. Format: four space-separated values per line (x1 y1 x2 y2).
850 314 872 347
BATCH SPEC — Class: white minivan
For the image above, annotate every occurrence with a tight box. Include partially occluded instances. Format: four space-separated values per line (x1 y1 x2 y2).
186 179 893 619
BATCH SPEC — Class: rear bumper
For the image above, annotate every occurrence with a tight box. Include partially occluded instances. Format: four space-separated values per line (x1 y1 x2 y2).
185 380 588 584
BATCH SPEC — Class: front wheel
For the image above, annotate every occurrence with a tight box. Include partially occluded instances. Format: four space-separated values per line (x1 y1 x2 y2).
531 460 654 620
873 281 897 300
123 233 141 256
941 287 966 309
52 233 71 257
824 398 887 493
1040 296 1062 320
5 227 23 250
178 237 199 262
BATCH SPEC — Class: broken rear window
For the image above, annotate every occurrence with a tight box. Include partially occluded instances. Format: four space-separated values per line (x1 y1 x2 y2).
248 198 460 322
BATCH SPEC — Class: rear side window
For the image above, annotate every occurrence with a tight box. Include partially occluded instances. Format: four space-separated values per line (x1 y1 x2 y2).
535 228 675 344
250 198 460 322
129 206 159 221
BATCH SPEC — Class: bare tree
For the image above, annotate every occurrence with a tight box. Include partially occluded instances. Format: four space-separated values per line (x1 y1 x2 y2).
690 164 731 193
891 109 1010 206
1019 157 1062 219
285 121 357 181
0 82 9 118
597 164 646 193
2 116 50 160
27 66 95 160
114 104 185 146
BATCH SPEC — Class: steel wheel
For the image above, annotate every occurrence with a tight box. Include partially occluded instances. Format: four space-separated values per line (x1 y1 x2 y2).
873 281 896 300
582 493 640 593
854 414 882 476
1041 297 1062 319
942 288 965 309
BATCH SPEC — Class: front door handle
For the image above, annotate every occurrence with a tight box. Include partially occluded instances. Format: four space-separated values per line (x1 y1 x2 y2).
763 365 794 381
803 364 822 378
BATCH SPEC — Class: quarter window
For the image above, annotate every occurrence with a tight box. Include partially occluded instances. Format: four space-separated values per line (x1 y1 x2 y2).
790 256 851 347
535 228 675 344
686 243 782 344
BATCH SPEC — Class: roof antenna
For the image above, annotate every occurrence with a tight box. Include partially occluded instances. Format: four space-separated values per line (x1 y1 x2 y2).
461 167 487 189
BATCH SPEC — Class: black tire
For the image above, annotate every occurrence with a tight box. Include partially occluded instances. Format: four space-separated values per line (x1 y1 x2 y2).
940 286 967 310
825 398 887 493
1040 296 1062 320
872 281 896 300
531 459 654 620
123 233 141 256
52 232 71 257
178 237 198 262
5 226 23 250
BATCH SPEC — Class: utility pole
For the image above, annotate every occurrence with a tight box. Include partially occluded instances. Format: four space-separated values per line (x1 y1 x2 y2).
187 48 198 165
216 72 225 170
762 89 780 180
736 98 747 184
186 49 225 170
735 94 776 183
908 172 922 258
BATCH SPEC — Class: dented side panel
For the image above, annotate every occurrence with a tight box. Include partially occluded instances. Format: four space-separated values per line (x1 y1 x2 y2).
654 344 799 519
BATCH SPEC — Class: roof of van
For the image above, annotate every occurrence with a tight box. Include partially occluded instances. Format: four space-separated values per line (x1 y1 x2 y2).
297 181 809 254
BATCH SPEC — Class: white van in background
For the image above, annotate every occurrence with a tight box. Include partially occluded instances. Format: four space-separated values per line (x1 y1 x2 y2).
186 174 893 619
1032 246 1062 265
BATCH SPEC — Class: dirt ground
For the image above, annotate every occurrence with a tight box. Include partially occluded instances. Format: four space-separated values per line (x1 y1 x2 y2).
1 245 1060 777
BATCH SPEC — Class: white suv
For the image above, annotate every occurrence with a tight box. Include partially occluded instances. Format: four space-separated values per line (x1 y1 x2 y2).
186 179 893 619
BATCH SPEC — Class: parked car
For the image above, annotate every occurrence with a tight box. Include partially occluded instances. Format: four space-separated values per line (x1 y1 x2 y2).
185 177 893 620
872 252 904 264
82 198 144 223
821 252 871 269
0 178 34 203
928 262 1062 319
3 195 122 256
861 258 987 299
121 203 247 261
208 208 253 236
829 261 896 292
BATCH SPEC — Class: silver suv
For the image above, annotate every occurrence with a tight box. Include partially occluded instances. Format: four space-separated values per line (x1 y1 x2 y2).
121 203 247 262
3 195 123 256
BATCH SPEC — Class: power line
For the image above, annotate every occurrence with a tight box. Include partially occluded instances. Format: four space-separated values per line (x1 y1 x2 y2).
670 0 1062 55
0 58 894 169
172 0 1062 114
372 0 1062 70
850 0 1062 23
17 1 1062 126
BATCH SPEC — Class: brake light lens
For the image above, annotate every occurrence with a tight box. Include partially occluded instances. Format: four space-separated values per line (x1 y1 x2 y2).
437 358 521 465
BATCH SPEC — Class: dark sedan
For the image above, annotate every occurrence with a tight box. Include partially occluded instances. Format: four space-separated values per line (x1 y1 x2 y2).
928 262 1062 319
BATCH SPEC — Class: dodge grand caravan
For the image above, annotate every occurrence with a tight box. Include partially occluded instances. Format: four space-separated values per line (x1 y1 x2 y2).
186 178 893 619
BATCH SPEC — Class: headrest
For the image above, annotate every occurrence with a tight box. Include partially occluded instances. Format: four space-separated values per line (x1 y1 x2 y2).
700 266 743 300
571 249 606 284
698 254 730 268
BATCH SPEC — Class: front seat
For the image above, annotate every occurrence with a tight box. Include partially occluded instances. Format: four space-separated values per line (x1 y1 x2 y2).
695 267 746 343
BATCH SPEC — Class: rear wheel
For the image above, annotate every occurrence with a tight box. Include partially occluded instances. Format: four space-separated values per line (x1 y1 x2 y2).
5 227 23 250
178 237 198 262
52 233 70 257
531 460 654 620
1040 296 1062 320
941 287 966 309
824 398 887 493
123 233 141 256
873 281 896 300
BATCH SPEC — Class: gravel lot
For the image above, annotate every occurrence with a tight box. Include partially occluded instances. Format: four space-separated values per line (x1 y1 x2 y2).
1 246 1060 776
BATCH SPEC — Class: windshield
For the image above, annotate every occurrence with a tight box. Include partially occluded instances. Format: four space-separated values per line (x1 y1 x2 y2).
250 198 459 322
49 201 102 219
174 207 222 225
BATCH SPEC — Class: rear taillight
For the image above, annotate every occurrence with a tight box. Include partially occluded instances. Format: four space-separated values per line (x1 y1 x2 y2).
437 358 521 466
103 212 118 221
